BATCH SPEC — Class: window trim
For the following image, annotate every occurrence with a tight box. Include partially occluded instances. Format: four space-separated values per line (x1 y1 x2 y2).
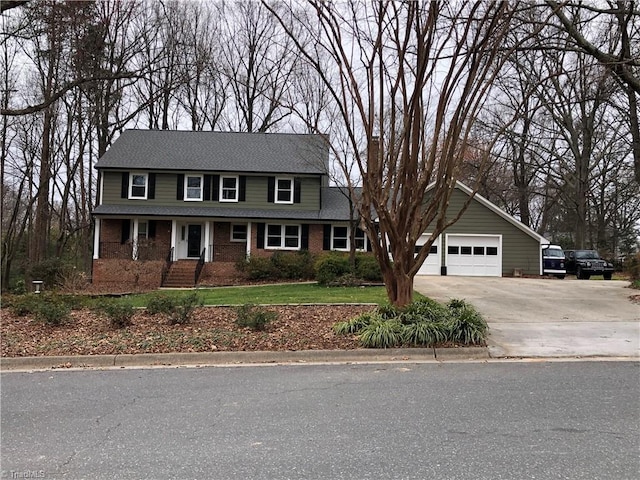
331 226 349 251
274 177 294 204
230 223 248 242
219 175 239 203
265 223 301 250
129 173 148 200
184 174 203 202
330 225 369 252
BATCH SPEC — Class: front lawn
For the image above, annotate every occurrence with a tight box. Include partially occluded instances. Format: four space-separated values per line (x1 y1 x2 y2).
127 283 422 307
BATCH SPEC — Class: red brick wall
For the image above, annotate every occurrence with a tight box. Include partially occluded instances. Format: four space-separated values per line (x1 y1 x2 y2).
92 259 164 291
199 262 248 286
101 219 122 242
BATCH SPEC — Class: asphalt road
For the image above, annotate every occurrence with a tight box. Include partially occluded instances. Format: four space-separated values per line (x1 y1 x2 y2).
2 362 639 479
413 276 640 358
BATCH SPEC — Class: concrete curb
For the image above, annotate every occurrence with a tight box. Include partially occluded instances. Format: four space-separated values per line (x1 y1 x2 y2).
0 347 490 371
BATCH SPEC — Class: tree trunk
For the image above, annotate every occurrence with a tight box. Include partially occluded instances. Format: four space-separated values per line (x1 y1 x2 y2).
382 268 414 307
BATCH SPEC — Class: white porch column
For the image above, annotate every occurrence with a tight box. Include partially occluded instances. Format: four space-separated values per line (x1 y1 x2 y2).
246 221 252 258
93 218 101 259
132 218 139 260
171 220 177 260
204 221 211 262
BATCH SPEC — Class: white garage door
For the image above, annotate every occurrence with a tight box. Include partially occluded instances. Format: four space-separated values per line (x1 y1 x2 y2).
416 234 441 275
446 234 501 276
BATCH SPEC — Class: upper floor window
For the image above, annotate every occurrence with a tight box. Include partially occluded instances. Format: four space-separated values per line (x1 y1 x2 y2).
185 175 203 201
266 224 300 249
129 173 148 199
220 176 238 202
275 177 293 204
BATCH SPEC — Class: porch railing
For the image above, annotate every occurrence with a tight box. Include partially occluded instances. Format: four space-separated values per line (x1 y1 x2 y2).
99 242 167 261
195 248 206 285
161 247 174 287
99 242 133 259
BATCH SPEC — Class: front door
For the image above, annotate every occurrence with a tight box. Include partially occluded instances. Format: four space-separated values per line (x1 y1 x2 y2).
187 224 202 258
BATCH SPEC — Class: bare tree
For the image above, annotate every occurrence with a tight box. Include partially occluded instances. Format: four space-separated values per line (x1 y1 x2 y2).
219 1 299 133
546 1 640 182
267 1 521 306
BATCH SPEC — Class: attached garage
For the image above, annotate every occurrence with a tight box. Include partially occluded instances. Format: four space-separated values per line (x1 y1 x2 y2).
416 234 441 275
446 234 501 276
416 182 547 277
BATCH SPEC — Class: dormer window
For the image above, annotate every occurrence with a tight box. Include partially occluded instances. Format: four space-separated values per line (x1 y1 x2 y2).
185 175 203 201
220 176 238 202
129 173 148 199
275 177 294 204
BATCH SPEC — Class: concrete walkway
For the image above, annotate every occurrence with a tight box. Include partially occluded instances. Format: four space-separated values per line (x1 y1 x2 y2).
414 276 640 358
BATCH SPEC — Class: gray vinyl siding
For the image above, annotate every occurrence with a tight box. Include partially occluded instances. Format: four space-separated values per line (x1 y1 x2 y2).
101 170 321 211
430 188 541 275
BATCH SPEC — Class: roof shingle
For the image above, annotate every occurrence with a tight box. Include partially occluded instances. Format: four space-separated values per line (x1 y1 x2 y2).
95 130 329 174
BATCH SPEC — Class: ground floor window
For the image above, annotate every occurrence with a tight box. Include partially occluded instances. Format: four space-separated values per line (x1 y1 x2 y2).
231 224 247 242
267 224 300 249
331 225 369 251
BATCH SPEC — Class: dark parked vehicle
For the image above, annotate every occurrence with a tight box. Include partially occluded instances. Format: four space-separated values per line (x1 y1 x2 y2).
542 245 566 279
564 250 614 280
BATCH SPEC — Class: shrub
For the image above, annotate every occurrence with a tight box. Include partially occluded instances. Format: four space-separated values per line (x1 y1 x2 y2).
146 294 177 315
271 251 315 279
10 295 43 316
626 253 640 282
359 319 404 348
237 255 276 280
34 295 71 326
168 291 203 325
235 304 277 331
315 254 351 285
355 254 382 282
28 257 69 289
100 300 135 328
331 272 361 287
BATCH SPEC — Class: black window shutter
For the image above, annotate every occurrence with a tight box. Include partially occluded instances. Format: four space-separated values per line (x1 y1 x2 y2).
257 223 265 249
367 232 373 252
294 178 301 203
301 224 309 250
121 172 129 198
267 177 275 203
176 174 184 200
239 176 246 202
121 219 130 244
323 224 331 250
212 174 220 202
148 173 156 199
148 220 156 239
203 175 211 201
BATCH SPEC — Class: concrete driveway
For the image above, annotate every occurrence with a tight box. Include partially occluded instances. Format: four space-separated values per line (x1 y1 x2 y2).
413 276 640 358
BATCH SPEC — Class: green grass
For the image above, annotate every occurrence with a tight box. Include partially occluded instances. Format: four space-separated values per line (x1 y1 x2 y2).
125 283 425 307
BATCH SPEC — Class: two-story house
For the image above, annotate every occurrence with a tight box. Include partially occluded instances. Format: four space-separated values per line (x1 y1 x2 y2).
91 130 368 288
92 129 547 289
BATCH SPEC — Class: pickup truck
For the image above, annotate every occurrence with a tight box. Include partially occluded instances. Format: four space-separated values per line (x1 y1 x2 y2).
564 250 614 280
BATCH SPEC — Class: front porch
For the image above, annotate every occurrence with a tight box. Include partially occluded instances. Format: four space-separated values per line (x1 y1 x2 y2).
93 218 250 287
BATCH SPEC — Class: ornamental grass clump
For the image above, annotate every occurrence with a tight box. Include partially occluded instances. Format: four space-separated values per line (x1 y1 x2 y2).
334 297 488 348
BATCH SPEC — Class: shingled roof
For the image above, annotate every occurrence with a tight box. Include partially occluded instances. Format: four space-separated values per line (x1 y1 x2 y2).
93 187 361 222
95 130 329 175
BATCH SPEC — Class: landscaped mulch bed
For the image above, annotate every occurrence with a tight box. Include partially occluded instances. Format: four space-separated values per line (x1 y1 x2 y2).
1 305 375 357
